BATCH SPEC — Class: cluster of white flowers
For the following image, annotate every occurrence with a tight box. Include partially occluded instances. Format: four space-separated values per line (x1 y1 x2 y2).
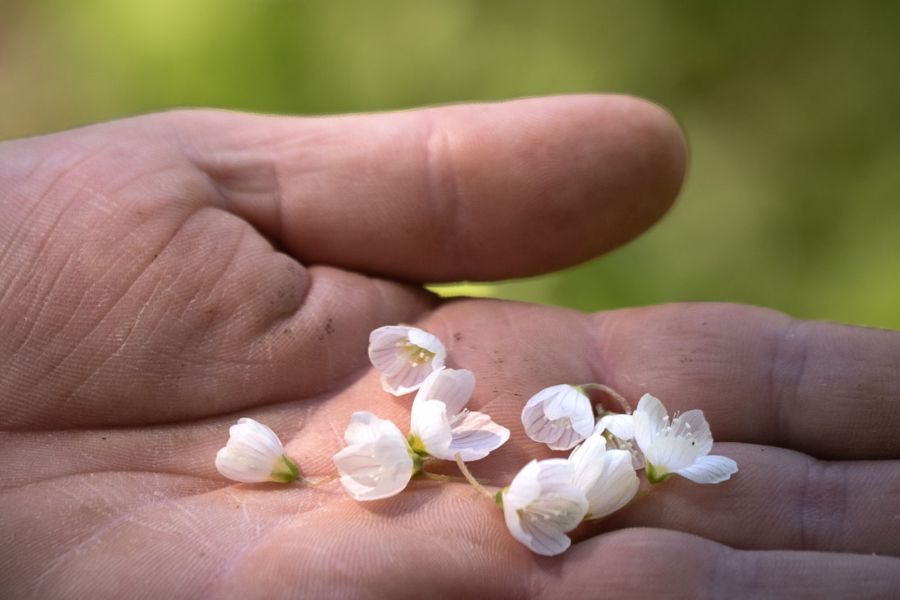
522 385 738 485
333 358 510 501
213 324 738 558
505 385 738 554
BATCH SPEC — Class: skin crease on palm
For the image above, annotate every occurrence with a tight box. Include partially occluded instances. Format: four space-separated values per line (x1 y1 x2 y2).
0 95 898 599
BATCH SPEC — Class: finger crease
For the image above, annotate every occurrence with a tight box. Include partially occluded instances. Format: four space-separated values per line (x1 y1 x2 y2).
767 317 808 449
423 115 465 272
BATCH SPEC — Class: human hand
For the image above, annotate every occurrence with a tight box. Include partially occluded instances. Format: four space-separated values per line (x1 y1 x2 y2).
1 96 897 598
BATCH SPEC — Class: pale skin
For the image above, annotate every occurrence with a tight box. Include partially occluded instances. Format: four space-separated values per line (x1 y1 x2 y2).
1 95 898 599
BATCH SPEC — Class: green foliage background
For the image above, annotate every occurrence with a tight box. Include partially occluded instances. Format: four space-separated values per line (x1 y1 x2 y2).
2 0 898 328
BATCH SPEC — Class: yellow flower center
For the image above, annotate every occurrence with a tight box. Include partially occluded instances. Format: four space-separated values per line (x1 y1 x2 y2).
398 341 436 366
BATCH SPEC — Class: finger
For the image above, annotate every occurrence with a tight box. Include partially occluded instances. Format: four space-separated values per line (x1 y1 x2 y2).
165 94 686 281
551 528 900 599
591 302 900 460
583 443 900 557
428 299 900 460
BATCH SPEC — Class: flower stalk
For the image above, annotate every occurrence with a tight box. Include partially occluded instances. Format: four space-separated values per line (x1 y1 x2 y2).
455 453 495 501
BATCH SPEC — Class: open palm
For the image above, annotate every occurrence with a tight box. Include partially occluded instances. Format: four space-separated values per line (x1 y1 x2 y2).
1 96 898 599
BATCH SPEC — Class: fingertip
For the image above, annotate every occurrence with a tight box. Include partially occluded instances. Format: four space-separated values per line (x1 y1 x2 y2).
571 94 688 257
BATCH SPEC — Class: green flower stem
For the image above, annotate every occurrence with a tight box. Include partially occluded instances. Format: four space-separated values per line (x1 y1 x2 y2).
645 461 673 484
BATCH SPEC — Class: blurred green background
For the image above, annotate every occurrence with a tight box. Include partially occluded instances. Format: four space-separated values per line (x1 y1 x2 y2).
2 0 898 328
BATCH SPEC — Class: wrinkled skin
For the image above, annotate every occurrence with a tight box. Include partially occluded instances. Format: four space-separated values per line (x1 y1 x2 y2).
1 96 898 599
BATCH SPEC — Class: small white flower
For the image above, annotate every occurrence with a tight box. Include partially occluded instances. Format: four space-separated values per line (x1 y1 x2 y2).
333 412 415 501
521 384 595 450
368 325 447 396
215 418 298 483
501 459 588 556
409 368 509 461
569 434 639 519
595 413 644 469
596 413 635 441
632 394 738 484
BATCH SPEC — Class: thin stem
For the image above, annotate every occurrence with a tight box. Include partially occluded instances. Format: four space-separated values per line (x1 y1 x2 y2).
300 474 339 487
420 472 451 482
583 383 632 413
454 453 495 501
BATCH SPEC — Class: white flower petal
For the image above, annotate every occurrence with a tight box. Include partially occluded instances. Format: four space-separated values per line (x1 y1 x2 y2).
502 458 588 556
215 418 290 483
570 435 639 519
676 454 738 484
633 394 736 485
413 368 475 417
503 459 542 510
671 409 713 456
344 412 385 446
644 434 703 473
444 410 510 461
522 385 594 450
515 512 575 556
570 434 608 490
605 433 645 470
333 412 414 500
543 387 595 438
368 325 447 396
583 450 639 519
409 399 453 458
634 393 668 451
596 413 635 440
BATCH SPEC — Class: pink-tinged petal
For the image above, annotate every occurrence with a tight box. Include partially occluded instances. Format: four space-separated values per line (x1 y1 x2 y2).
502 459 587 556
368 325 446 396
543 386 595 439
367 326 409 370
379 368 426 396
517 513 574 556
522 385 593 449
409 399 452 457
414 368 475 417
445 410 510 461
527 487 588 532
545 427 583 451
676 454 738 484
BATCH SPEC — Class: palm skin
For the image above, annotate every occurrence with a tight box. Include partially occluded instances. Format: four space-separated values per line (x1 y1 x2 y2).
1 96 898 599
